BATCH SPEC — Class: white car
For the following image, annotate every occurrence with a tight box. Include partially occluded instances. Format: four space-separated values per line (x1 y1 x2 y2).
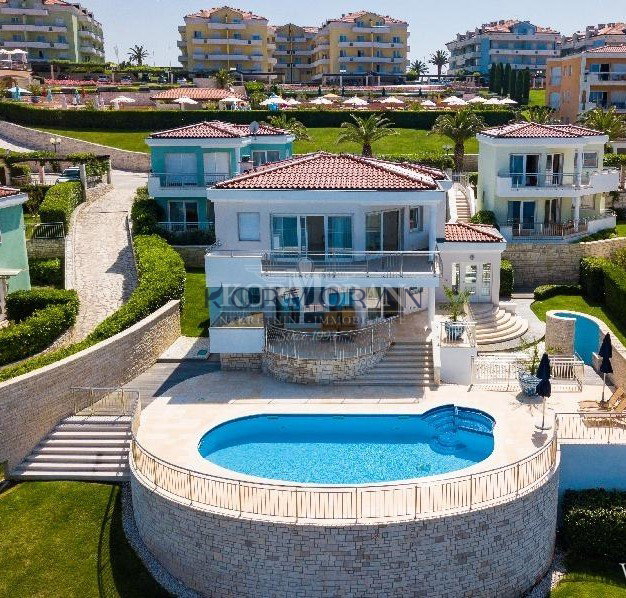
57 167 81 183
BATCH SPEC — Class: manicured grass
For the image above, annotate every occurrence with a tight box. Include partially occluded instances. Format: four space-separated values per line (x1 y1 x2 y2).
181 268 208 337
36 126 479 156
529 89 547 106
531 294 626 346
577 222 626 242
551 555 626 597
0 482 168 598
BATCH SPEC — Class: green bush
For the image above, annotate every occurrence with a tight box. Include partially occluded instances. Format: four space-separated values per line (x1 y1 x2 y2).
29 258 64 287
578 227 619 242
603 262 626 326
604 153 626 168
39 181 83 230
9 161 30 178
612 248 626 271
470 210 499 229
579 257 609 303
468 172 478 187
159 228 216 246
562 489 626 559
377 153 454 170
130 187 162 236
500 260 514 297
20 184 52 215
6 288 78 323
533 284 582 301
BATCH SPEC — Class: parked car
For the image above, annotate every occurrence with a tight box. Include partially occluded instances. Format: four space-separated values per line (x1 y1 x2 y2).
177 77 187 84
57 167 81 183
97 75 110 83
120 76 133 84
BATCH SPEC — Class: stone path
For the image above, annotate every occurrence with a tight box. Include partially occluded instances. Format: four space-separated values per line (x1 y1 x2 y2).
68 170 146 340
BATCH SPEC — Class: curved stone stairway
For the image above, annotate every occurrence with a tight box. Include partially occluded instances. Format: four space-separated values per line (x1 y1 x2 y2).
453 188 471 222
471 304 529 348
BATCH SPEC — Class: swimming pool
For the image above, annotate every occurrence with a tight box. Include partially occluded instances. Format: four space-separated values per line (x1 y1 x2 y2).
198 406 495 484
554 311 600 365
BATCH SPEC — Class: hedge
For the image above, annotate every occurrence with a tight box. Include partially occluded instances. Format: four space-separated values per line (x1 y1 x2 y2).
580 257 609 303
603 261 626 327
500 260 514 297
533 284 581 301
0 289 78 365
377 153 454 170
0 101 515 131
470 210 499 229
561 489 626 559
28 258 64 288
39 181 83 230
20 184 52 215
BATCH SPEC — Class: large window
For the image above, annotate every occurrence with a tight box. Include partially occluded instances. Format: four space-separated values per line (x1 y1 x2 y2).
238 212 260 241
168 201 198 230
252 150 281 167
271 215 353 253
164 153 197 186
583 152 598 169
271 216 299 250
327 216 352 251
409 207 423 232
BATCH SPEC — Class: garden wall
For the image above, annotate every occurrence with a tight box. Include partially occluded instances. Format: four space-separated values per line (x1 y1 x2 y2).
0 121 149 172
171 245 207 269
26 238 64 260
0 300 180 471
503 237 626 288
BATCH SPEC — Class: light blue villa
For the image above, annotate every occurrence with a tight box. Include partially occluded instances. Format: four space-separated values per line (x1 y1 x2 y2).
0 187 30 316
146 121 295 233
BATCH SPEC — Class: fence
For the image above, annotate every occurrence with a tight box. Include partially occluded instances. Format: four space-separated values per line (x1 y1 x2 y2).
26 221 65 240
72 386 140 417
130 434 558 523
439 320 476 347
556 412 626 444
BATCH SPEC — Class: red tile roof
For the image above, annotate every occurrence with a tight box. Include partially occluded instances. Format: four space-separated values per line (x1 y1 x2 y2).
186 6 267 21
0 187 21 198
587 44 626 53
214 152 443 190
325 11 407 26
150 120 288 139
481 19 558 34
150 88 245 101
445 222 504 243
480 122 604 139
595 24 626 36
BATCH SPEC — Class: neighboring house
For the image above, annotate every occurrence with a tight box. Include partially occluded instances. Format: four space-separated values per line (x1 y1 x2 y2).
149 88 247 108
146 121 294 234
0 187 30 318
561 23 626 56
273 23 318 84
204 152 507 359
447 20 561 76
476 122 620 242
546 45 626 124
0 0 104 63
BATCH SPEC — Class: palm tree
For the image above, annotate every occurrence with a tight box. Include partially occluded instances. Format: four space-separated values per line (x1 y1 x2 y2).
578 107 626 140
429 50 449 81
127 45 148 66
214 68 234 90
409 59 428 77
431 108 485 172
518 105 557 124
265 114 310 141
337 114 396 157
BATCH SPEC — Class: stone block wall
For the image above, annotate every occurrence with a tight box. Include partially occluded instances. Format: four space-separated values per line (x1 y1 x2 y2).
0 300 180 471
0 121 149 172
171 246 207 270
545 313 575 354
130 465 559 598
26 238 64 260
220 353 262 371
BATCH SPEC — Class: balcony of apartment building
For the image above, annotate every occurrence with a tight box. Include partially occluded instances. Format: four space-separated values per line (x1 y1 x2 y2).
192 36 263 46
351 24 391 33
0 22 66 33
78 29 98 41
338 41 405 49
203 21 247 30
4 39 69 50
193 52 251 62
0 6 48 17
275 35 309 43
584 90 626 113
585 71 626 85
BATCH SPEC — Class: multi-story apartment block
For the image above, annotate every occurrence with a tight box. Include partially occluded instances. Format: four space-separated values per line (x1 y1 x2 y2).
273 23 317 84
561 23 626 56
0 0 104 63
178 6 276 76
546 45 626 123
447 20 561 76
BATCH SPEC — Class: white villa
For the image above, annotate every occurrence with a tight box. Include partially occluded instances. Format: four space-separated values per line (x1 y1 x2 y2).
476 122 620 242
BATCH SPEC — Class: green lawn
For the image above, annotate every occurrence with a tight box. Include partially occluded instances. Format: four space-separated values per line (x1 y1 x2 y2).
181 268 208 337
529 89 547 106
551 556 626 597
531 294 626 346
577 222 626 243
0 482 168 598
36 126 478 156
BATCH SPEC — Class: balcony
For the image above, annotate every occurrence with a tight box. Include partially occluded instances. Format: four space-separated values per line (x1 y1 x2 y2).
149 172 230 194
351 25 391 33
191 37 262 46
338 41 404 49
586 72 626 84
3 40 69 49
496 169 620 198
203 22 246 30
0 7 48 16
0 23 66 32
501 211 616 242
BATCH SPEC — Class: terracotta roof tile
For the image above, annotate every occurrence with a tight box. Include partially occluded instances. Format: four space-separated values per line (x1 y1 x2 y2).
324 11 407 26
150 88 245 101
595 24 626 36
0 187 21 198
587 44 626 53
186 6 267 21
481 19 558 34
445 222 504 243
215 152 443 190
480 122 604 139
150 120 288 139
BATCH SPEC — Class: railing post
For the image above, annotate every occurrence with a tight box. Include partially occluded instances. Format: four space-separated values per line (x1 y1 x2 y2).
515 462 521 497
238 480 243 516
468 474 473 510
188 470 193 504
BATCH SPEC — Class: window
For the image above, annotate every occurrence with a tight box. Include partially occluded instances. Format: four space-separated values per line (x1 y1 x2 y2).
252 150 280 167
168 201 198 230
481 263 492 297
409 207 423 231
327 216 352 251
583 152 598 169
272 216 299 249
365 212 382 251
339 35 347 42
238 212 260 241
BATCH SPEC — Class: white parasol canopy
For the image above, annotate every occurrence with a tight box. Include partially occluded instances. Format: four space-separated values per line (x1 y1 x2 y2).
499 97 518 105
380 96 405 104
443 96 467 105
421 99 437 107
285 97 301 106
220 96 245 103
310 97 333 105
343 96 368 106
467 96 487 104
111 95 136 103
260 95 288 106
172 97 198 105
8 86 31 94
484 97 503 105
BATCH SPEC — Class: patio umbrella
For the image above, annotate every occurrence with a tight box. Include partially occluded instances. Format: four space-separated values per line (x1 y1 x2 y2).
285 97 301 106
535 353 552 431
111 95 135 104
260 95 288 106
467 96 487 104
598 333 613 405
343 96 368 106
500 97 518 105
484 97 503 105
421 99 436 108
173 97 198 111
380 96 405 105
8 86 31 94
443 96 467 106
309 97 332 105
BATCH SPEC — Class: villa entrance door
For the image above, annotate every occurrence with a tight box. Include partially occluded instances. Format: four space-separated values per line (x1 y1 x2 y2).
453 262 493 303
382 210 400 251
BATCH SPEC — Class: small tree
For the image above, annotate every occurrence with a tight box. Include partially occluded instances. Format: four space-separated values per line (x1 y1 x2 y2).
488 63 497 92
214 68 234 89
578 107 626 141
496 63 505 95
265 114 310 141
443 286 471 322
409 59 428 77
519 105 557 124
431 108 485 172
503 64 511 97
337 114 396 157
127 45 148 66
429 50 449 81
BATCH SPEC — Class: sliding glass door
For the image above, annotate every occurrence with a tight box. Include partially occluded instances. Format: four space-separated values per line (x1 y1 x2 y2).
365 210 402 252
271 215 352 255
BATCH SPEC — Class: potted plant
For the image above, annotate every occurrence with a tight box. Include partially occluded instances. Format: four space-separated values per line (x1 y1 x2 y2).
443 286 471 341
518 340 541 396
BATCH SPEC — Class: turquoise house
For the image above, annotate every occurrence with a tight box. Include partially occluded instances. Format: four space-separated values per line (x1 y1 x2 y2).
146 121 294 234
0 187 30 317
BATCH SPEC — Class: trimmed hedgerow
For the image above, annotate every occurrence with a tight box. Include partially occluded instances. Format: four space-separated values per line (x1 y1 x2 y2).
603 261 626 327
28 258 64 288
20 184 52 215
130 186 162 236
580 257 609 303
6 288 77 323
561 489 626 559
533 284 582 301
500 259 514 297
39 181 83 230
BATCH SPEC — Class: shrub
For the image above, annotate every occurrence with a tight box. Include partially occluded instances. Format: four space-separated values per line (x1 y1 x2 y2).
158 228 216 246
378 152 454 170
561 489 626 559
9 161 30 178
603 262 626 326
533 284 581 301
613 248 626 271
604 153 626 168
6 288 78 322
578 227 618 242
470 210 499 229
130 186 162 235
39 181 83 230
29 258 63 287
500 260 514 297
20 184 52 215
579 257 609 303
468 172 478 187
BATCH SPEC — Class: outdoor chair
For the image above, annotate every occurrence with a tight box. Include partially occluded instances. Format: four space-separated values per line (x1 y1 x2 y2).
579 388 624 412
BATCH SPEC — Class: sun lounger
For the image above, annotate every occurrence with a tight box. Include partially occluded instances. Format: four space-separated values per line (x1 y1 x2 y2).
579 388 624 411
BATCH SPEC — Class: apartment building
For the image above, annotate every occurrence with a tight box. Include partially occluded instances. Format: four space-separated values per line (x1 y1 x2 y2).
561 23 626 56
178 6 276 75
273 24 317 84
0 0 104 63
447 20 561 76
546 45 626 123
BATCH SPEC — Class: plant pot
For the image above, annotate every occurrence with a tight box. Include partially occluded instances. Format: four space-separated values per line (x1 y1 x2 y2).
444 320 465 341
518 369 540 396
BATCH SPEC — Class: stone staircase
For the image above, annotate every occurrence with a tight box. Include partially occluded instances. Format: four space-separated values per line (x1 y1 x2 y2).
337 341 435 387
454 188 471 222
11 415 131 482
470 304 529 348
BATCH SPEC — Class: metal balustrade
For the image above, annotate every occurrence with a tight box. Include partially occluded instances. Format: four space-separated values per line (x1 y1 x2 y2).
508 219 589 239
26 222 65 240
439 320 476 347
556 412 626 444
503 171 591 188
157 221 215 233
151 172 230 188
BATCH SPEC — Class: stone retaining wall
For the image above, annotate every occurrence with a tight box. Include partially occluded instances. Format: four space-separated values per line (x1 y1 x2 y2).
130 464 559 598
0 300 180 471
171 246 207 270
503 237 626 288
545 313 575 355
0 121 149 172
26 238 64 260
220 353 262 371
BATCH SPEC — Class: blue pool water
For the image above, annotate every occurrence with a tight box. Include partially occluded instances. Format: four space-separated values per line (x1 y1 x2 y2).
554 311 600 365
198 406 495 484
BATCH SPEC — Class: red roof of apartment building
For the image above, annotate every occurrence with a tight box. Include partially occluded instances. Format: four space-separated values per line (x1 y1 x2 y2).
587 44 626 53
481 19 558 34
186 6 267 21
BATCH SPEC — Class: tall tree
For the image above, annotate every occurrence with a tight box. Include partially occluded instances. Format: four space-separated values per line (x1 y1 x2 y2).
508 69 517 99
496 63 505 95
578 107 626 140
429 50 449 81
523 68 531 103
503 64 512 97
127 45 148 66
488 63 496 92
337 114 396 157
431 108 485 172
514 69 525 103
409 59 428 77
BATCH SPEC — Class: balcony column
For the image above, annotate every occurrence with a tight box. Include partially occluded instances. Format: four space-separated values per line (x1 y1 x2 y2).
573 196 581 231
427 287 436 329
234 147 241 175
428 204 438 255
